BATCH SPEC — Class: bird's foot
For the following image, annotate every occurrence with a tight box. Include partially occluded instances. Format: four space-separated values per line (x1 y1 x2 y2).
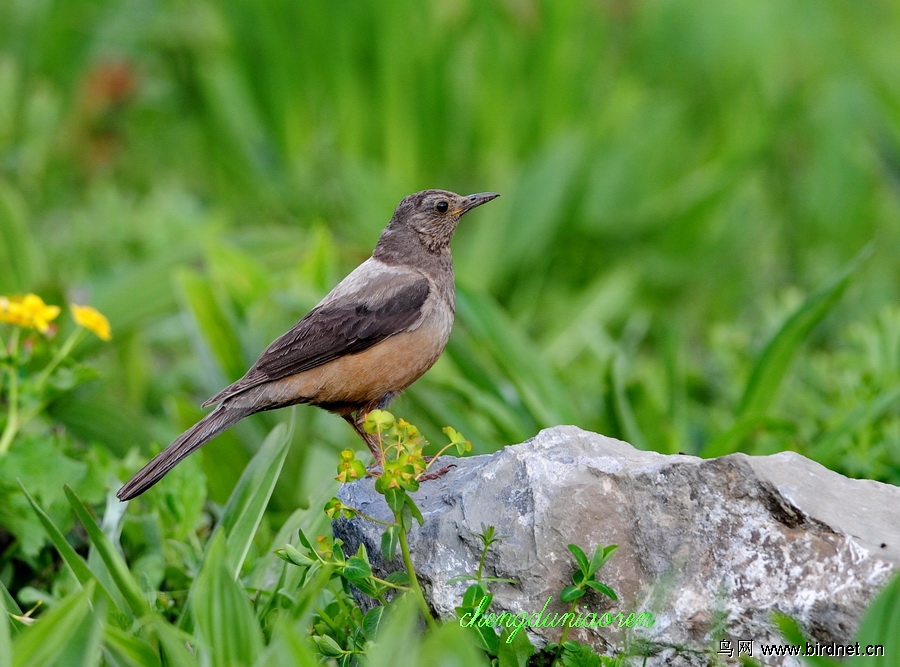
419 462 456 481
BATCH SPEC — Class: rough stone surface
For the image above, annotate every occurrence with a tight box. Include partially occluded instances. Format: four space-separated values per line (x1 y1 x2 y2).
333 426 900 666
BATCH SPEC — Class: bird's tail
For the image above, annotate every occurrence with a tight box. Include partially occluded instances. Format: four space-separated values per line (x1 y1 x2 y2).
117 405 251 501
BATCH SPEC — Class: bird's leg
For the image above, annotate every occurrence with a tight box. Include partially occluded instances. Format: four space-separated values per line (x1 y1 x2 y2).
341 412 382 462
419 462 456 481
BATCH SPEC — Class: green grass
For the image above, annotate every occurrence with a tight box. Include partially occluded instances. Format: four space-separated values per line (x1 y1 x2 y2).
1 0 900 663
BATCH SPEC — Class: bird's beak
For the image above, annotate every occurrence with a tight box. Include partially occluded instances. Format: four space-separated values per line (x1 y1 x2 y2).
454 192 500 216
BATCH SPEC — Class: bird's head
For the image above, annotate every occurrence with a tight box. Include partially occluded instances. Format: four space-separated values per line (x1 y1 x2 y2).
381 189 500 253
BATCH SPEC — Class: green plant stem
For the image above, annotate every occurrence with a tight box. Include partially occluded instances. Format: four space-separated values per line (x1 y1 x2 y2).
0 329 86 449
555 599 579 661
476 543 489 584
350 510 395 527
369 575 409 591
35 327 82 390
0 329 20 455
396 517 437 630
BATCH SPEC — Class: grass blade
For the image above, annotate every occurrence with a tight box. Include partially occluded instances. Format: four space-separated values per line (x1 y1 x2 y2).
257 623 320 667
454 288 580 430
1 579 21 616
103 625 164 667
811 387 900 458
149 618 200 667
0 181 40 293
192 533 264 667
850 572 900 664
64 486 151 619
606 354 648 451
177 423 292 633
0 587 10 667
737 246 871 418
216 422 292 577
11 583 94 667
177 268 247 385
18 482 117 609
701 415 797 458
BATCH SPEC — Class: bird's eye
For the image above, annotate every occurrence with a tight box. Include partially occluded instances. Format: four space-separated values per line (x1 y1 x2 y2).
435 200 449 213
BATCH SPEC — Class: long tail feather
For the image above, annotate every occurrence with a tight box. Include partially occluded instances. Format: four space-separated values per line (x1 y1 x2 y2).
117 406 251 501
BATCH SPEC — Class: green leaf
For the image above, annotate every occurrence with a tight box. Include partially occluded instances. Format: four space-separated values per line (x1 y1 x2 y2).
150 617 201 667
363 595 420 667
399 503 413 532
585 580 618 601
567 544 590 574
349 575 382 600
342 556 373 583
11 584 94 667
423 619 493 666
312 634 344 657
558 640 604 667
362 606 385 639
296 527 314 551
850 572 900 666
18 482 117 609
192 533 265 667
254 617 322 667
560 586 585 603
330 538 345 565
462 585 489 609
773 613 838 667
588 543 618 576
64 486 150 619
281 543 313 567
216 423 291 578
381 525 400 562
384 487 405 514
385 571 410 589
498 622 536 667
55 595 105 667
0 588 11 667
257 615 321 666
0 579 20 617
469 621 501 656
364 410 395 434
103 625 164 667
738 246 871 418
405 494 424 527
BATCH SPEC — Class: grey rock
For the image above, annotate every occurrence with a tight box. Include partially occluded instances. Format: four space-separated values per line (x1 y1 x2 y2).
333 426 900 666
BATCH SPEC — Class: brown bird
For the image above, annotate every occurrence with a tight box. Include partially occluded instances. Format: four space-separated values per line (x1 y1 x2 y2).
117 189 499 501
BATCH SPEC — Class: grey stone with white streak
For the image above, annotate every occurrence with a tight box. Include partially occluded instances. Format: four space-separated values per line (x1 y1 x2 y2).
332 426 899 666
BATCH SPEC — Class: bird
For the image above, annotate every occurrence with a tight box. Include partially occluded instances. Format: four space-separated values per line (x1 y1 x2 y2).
117 189 499 500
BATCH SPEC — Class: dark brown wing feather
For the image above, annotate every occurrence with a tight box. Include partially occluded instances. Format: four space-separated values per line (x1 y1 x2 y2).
203 270 430 406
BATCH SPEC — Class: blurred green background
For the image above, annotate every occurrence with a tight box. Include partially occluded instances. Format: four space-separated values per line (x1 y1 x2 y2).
2 0 900 516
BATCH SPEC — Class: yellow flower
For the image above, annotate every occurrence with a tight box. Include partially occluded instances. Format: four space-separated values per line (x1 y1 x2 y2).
0 294 61 333
71 304 112 341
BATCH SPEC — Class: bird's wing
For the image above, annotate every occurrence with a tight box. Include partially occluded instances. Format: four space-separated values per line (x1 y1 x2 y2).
203 264 430 406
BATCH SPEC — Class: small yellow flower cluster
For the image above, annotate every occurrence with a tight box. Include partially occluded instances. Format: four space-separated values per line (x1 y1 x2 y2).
71 304 112 341
0 294 60 334
0 294 111 340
